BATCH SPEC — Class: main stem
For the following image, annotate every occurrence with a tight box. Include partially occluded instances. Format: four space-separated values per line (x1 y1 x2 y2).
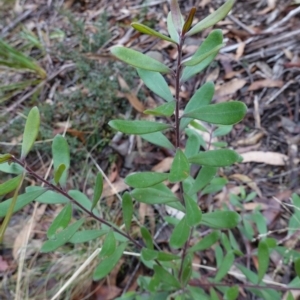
174 36 191 281
175 39 184 148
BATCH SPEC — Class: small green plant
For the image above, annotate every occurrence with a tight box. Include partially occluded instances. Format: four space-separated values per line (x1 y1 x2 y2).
1 0 300 299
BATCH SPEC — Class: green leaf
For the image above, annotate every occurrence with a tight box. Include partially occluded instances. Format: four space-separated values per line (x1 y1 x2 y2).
157 252 180 261
53 163 66 184
236 263 258 284
100 230 116 258
109 120 170 135
111 46 171 73
181 253 193 286
210 288 219 300
52 135 70 187
141 132 175 150
189 149 241 167
184 129 203 158
141 227 153 249
215 251 235 282
21 106 40 159
188 286 210 300
221 232 231 252
144 101 175 117
213 125 233 137
122 192 133 232
131 22 176 43
93 243 127 280
215 245 224 268
0 175 22 196
0 154 12 164
180 81 215 130
153 265 181 288
188 231 220 253
137 68 174 102
125 172 169 188
201 177 228 195
188 166 217 195
252 211 267 236
0 188 46 217
292 193 300 216
41 218 85 253
169 217 190 249
169 149 190 183
187 0 235 36
183 43 224 67
295 258 300 278
68 190 99 216
170 0 183 34
141 248 158 261
181 30 223 82
286 292 296 300
47 203 72 239
184 194 202 226
0 162 24 174
167 12 179 43
229 230 241 252
201 211 240 229
0 173 24 242
69 229 108 243
131 186 180 205
27 188 68 204
183 101 247 125
91 173 103 210
225 286 239 300
257 240 269 283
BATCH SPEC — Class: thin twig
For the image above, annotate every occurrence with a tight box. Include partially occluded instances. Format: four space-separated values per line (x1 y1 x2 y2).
264 6 300 33
266 80 294 105
227 14 256 35
1 10 33 38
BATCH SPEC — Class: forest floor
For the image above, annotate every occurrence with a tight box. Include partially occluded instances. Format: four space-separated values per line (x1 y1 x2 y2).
0 0 300 299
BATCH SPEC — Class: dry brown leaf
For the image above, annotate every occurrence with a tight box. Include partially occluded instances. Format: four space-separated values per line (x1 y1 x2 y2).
248 79 283 91
139 203 156 234
235 42 245 60
241 151 298 166
230 173 262 198
13 204 46 260
242 202 267 210
224 69 245 80
95 285 122 300
255 61 273 78
102 178 128 198
199 0 211 8
214 186 240 203
118 76 145 112
66 128 86 143
206 66 220 82
108 258 125 287
151 157 173 172
235 131 265 146
215 79 247 97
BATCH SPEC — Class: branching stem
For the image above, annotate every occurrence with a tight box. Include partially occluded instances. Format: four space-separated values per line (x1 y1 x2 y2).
12 156 143 250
